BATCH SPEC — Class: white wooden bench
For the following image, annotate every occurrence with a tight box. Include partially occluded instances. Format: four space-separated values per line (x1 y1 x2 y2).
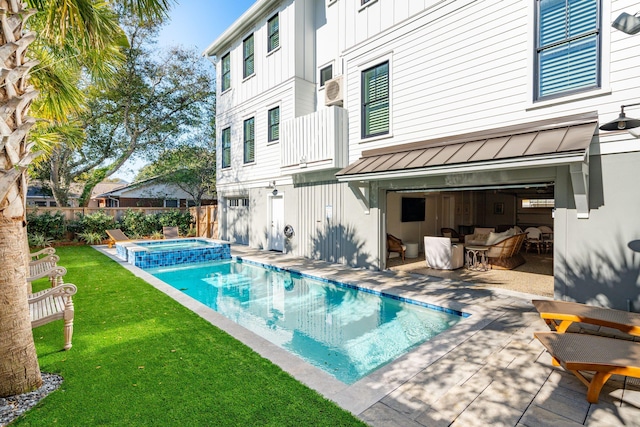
30 247 56 261
29 255 65 287
29 284 77 350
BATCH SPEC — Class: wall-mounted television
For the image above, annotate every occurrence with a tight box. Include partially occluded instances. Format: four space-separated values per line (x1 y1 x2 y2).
401 197 425 222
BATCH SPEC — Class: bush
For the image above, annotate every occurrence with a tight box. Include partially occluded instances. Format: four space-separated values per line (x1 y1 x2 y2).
28 233 54 248
77 232 105 245
26 210 66 240
69 211 116 238
158 210 193 235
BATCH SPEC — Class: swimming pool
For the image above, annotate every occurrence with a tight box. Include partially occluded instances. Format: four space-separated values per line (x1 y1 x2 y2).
147 259 468 384
115 238 231 268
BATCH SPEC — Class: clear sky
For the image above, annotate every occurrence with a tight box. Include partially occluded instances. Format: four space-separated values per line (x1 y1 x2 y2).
113 0 256 181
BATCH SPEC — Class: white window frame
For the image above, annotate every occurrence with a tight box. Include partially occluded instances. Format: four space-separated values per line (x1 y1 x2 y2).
358 52 393 143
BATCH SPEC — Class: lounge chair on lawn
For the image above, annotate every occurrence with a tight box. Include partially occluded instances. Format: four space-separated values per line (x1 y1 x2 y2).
534 332 640 403
162 226 179 239
29 283 77 350
105 229 130 248
532 299 640 337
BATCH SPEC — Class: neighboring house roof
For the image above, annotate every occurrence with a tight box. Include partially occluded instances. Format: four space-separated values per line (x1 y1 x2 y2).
91 181 127 197
95 176 215 200
27 181 84 199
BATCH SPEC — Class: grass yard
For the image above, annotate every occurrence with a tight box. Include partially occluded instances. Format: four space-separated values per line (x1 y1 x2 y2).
17 246 366 426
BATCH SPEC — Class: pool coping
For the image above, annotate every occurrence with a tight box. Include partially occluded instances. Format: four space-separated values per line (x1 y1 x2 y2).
93 244 542 417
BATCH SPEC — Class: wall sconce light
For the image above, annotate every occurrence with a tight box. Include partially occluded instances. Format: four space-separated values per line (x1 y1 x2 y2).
599 103 640 131
612 12 640 35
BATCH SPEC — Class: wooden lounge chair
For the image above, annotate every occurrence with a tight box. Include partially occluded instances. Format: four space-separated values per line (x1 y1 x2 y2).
162 226 179 239
29 283 77 350
532 299 640 337
105 229 130 248
534 331 640 403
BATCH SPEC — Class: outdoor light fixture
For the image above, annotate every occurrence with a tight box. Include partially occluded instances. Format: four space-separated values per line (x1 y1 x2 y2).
599 103 640 131
612 12 640 35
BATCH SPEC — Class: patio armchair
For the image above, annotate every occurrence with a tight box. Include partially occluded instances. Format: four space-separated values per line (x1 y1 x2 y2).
424 236 464 270
524 227 544 254
534 332 640 403
386 233 406 262
440 227 460 242
29 283 77 350
485 232 526 270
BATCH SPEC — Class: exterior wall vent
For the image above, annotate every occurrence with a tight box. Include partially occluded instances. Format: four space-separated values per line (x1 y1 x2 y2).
324 76 344 106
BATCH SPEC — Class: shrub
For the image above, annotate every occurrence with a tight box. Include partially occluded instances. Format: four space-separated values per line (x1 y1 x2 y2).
158 210 193 235
28 233 54 248
70 211 117 237
77 232 106 245
26 210 66 240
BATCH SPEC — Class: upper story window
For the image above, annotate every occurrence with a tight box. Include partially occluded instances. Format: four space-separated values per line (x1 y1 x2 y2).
243 35 254 78
221 127 231 168
243 117 255 163
361 61 389 139
535 0 600 100
268 107 280 142
268 14 279 52
221 53 231 92
320 65 333 87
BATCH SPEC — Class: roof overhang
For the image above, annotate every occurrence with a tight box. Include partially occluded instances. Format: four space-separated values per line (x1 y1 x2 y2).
202 0 279 57
337 112 598 218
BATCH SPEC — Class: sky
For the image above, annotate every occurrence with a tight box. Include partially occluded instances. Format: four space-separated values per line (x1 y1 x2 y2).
113 0 256 181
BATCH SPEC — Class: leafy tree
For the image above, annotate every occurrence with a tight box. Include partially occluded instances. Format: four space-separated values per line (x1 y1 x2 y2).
0 0 172 398
40 19 215 207
136 144 217 206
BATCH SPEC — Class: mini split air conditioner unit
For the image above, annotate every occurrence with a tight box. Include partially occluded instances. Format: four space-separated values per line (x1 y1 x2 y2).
324 76 344 106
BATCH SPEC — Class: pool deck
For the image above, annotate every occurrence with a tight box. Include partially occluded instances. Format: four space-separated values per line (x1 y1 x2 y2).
97 244 640 426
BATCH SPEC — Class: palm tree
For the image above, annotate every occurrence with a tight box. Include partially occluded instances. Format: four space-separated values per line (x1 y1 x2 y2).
0 0 172 398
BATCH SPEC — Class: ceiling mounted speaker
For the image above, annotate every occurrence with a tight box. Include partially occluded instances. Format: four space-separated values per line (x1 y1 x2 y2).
612 12 640 35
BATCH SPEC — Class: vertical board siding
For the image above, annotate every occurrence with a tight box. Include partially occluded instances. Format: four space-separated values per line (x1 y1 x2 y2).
296 181 346 264
280 106 348 171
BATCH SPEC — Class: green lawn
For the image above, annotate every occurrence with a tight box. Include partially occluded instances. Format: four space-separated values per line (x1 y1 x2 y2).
18 246 366 426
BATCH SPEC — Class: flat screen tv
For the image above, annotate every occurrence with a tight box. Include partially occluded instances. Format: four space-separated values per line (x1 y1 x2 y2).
401 197 425 222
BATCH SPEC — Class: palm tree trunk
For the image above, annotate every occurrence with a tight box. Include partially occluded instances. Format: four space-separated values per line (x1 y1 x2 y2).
0 1 43 396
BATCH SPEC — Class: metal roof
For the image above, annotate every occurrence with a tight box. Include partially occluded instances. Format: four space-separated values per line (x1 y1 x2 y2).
337 112 598 179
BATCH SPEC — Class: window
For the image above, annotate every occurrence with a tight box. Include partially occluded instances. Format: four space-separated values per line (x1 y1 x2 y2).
243 117 255 163
268 14 279 52
164 199 178 208
320 65 333 87
229 198 249 207
221 127 231 168
221 53 230 91
361 61 389 138
268 107 280 142
522 199 555 208
243 35 254 78
535 0 600 100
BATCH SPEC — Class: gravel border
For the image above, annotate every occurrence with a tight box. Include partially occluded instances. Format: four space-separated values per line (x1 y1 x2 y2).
0 373 63 427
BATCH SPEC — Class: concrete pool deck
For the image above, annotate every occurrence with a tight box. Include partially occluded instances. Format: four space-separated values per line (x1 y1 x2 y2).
96 244 640 426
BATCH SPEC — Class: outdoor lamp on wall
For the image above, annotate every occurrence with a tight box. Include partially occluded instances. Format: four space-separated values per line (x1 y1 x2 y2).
599 103 640 131
612 12 640 35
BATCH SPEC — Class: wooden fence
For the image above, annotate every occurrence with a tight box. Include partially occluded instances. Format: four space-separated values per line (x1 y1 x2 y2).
189 205 218 238
27 206 218 238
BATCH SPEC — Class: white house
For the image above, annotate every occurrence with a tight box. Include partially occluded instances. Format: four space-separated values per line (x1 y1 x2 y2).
204 0 640 311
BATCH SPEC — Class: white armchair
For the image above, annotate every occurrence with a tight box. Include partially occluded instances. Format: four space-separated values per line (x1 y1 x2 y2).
424 236 464 270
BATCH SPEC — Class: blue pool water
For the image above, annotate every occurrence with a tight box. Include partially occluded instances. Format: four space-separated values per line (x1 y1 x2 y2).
147 259 467 384
116 238 231 268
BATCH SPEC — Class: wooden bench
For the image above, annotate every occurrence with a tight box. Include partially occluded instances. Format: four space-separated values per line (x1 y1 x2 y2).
29 255 66 287
30 247 56 261
29 283 77 350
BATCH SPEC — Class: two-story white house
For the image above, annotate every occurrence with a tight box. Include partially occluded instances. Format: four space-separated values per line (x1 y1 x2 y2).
204 0 640 311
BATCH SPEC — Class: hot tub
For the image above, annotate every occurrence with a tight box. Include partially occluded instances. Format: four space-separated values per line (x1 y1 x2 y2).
115 238 231 268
